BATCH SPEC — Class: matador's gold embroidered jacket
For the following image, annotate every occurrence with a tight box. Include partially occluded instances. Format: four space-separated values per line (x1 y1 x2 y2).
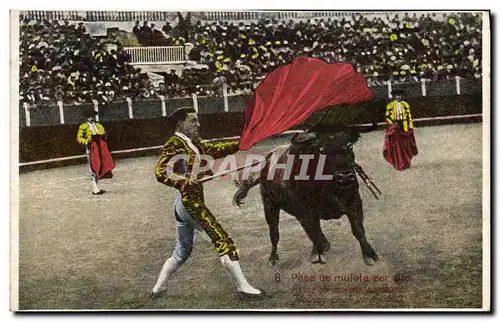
156 133 241 260
385 100 414 132
77 121 107 145
155 134 239 192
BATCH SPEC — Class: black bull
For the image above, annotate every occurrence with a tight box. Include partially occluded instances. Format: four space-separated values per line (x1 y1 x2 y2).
232 124 379 266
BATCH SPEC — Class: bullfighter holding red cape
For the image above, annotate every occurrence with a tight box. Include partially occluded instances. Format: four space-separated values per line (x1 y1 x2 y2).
383 89 418 170
77 108 115 195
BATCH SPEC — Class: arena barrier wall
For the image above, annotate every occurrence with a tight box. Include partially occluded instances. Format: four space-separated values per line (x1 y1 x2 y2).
18 94 483 172
19 78 482 128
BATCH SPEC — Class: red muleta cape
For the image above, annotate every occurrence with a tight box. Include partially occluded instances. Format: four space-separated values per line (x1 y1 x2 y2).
90 138 115 179
383 125 418 170
239 57 375 150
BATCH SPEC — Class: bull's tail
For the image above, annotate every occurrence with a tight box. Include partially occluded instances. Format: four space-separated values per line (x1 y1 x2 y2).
232 172 261 207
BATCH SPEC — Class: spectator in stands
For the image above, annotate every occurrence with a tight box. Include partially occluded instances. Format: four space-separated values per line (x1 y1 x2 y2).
23 87 35 105
141 21 152 44
76 22 86 34
175 12 192 40
162 22 173 35
132 20 141 38
165 69 179 86
54 85 64 102
155 82 167 97
150 24 170 45
96 82 116 107
62 19 70 31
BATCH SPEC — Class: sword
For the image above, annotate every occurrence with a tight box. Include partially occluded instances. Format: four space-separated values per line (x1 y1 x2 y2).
199 161 263 183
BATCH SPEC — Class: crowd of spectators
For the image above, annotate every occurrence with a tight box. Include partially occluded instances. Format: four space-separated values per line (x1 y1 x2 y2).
132 12 192 46
136 11 483 97
19 18 153 106
183 12 482 93
19 12 483 106
154 67 218 98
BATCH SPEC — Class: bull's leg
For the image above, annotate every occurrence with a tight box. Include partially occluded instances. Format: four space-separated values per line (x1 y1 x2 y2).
346 193 379 266
297 216 327 264
263 199 281 266
320 230 331 253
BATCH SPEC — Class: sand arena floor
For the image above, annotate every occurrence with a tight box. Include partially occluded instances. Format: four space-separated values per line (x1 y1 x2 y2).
15 123 484 310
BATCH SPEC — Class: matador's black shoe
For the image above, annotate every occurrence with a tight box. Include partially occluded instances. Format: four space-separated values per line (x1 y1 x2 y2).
237 289 267 301
92 190 106 195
